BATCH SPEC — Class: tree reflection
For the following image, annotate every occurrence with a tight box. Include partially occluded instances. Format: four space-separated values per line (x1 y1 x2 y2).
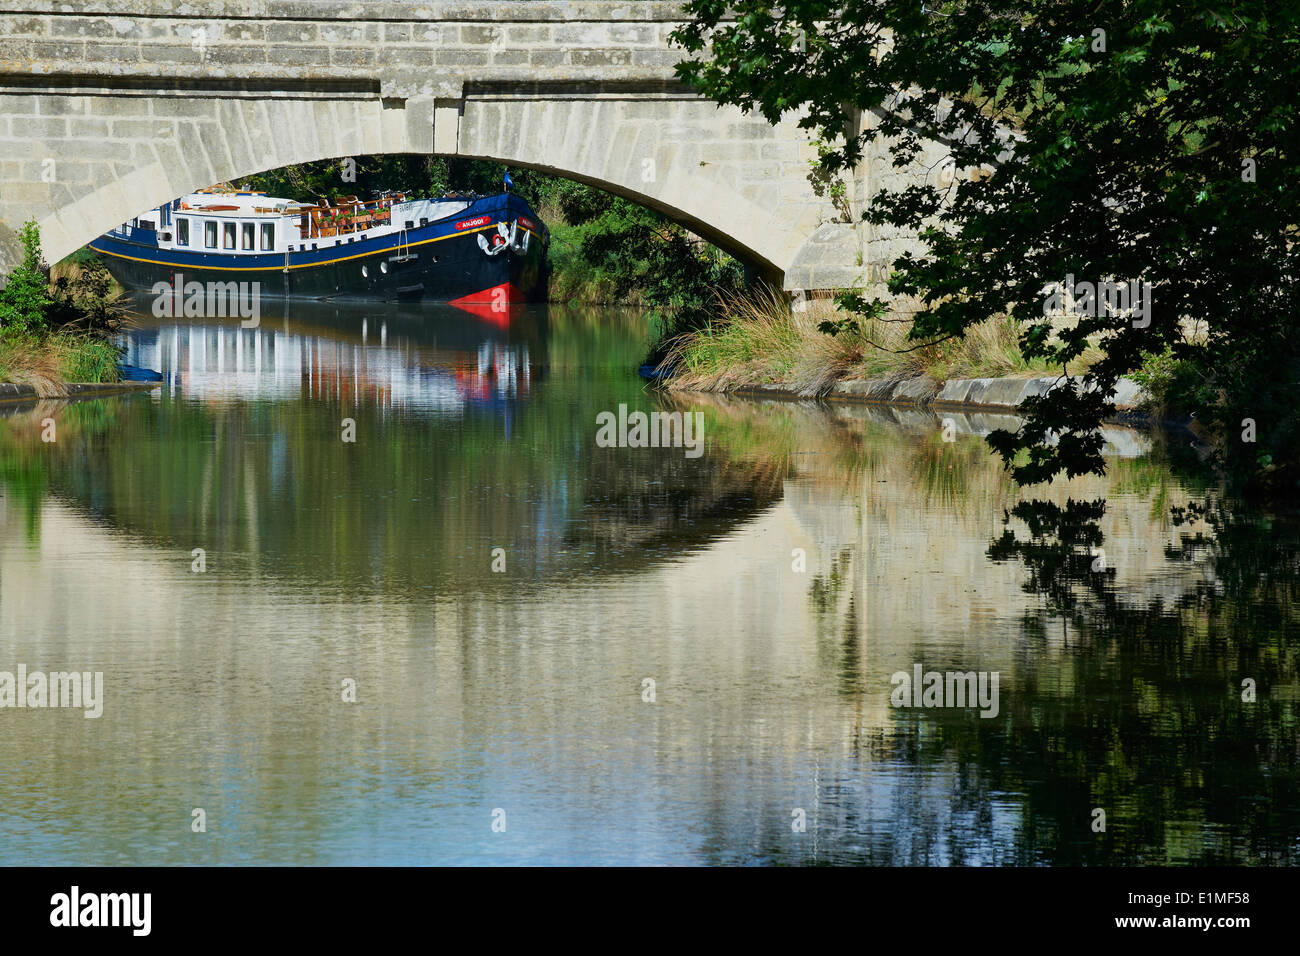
972 494 1300 864
987 497 1113 616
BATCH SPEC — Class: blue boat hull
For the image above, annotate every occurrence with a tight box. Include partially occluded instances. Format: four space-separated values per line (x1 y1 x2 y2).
89 193 549 306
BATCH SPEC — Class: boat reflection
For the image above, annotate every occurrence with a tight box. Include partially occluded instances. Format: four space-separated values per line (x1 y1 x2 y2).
117 297 547 415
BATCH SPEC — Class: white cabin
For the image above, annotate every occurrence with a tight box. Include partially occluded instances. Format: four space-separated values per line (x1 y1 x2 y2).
107 186 478 258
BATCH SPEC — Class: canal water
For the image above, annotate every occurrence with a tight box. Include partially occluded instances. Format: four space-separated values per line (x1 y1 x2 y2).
0 300 1296 865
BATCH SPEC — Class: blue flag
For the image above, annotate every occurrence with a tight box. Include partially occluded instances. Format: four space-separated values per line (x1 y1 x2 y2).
504 170 514 192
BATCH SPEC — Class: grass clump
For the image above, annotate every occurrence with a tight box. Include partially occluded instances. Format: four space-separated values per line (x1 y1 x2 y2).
662 287 1097 396
0 331 122 395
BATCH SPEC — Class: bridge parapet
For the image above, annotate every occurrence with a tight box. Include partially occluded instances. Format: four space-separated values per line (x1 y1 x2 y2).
0 1 889 298
2 1 687 99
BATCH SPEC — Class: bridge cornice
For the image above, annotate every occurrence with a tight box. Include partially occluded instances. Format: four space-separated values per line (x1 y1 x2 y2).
3 2 694 23
1 2 706 93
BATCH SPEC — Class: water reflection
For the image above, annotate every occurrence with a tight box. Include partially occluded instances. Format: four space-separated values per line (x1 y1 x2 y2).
0 306 1295 865
120 299 541 414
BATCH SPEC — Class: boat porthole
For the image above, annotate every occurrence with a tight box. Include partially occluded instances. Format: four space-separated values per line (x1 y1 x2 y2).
361 265 369 278
380 261 388 274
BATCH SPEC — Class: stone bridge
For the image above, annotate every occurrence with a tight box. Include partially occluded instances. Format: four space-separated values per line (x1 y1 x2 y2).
0 1 928 295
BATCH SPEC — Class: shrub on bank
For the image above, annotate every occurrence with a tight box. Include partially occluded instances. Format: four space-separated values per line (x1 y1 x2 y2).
0 221 124 386
0 221 51 337
545 222 646 306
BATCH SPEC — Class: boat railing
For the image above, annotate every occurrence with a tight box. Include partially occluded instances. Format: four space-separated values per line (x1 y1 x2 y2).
296 195 402 241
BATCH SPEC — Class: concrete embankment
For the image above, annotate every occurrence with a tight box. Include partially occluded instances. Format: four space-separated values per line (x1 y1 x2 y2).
664 374 1158 459
0 381 159 404
668 374 1150 417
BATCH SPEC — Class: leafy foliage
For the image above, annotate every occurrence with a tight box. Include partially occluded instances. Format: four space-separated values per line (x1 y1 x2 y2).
0 221 51 336
0 221 123 383
674 1 1300 488
807 139 853 223
48 257 127 332
556 187 744 310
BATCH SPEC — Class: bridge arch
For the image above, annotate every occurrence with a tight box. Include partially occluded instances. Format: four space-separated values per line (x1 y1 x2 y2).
29 91 811 284
0 1 875 292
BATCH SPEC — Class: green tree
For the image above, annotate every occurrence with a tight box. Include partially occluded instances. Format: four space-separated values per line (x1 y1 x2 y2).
674 1 1300 488
0 220 51 337
556 186 744 310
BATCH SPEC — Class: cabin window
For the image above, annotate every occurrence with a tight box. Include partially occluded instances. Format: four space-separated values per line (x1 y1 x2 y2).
205 221 217 248
241 223 254 251
260 223 274 251
223 223 236 250
420 218 429 227
176 219 190 246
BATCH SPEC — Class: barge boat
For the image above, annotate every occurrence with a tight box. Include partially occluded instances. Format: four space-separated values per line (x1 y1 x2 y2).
88 184 550 307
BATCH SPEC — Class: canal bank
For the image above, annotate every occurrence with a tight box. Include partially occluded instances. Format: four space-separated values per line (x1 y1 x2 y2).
665 372 1154 420
0 381 158 404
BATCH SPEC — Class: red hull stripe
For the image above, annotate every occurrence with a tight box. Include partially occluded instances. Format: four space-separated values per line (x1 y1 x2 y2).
448 282 523 306
447 283 525 325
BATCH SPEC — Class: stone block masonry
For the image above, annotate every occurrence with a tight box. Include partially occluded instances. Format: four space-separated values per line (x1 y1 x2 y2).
0 1 894 295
